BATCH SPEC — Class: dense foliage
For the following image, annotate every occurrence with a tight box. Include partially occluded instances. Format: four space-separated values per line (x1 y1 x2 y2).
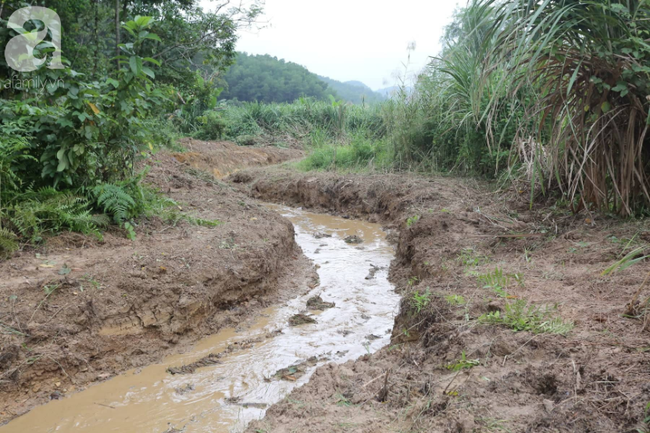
219 53 334 103
1 0 649 259
381 0 650 215
0 0 259 254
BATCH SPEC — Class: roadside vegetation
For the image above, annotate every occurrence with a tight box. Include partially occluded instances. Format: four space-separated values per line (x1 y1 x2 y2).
0 0 259 255
207 0 650 218
5 0 647 256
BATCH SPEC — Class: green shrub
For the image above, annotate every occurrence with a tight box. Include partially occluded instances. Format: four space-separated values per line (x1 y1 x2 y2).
196 110 229 140
298 134 389 171
478 300 573 335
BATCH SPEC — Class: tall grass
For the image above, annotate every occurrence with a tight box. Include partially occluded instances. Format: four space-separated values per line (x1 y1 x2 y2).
194 1 650 216
297 131 390 172
483 0 650 215
382 0 650 215
197 98 385 145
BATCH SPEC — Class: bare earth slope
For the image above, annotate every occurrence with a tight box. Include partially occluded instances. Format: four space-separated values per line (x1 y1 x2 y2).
232 167 650 433
0 142 308 424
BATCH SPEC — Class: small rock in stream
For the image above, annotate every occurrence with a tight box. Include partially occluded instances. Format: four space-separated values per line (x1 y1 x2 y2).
288 313 317 326
306 295 335 311
175 383 195 395
365 264 385 280
344 235 364 244
273 355 329 381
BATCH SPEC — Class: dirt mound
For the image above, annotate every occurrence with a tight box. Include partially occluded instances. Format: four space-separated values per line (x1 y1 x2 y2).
0 146 314 425
235 168 650 433
173 139 303 178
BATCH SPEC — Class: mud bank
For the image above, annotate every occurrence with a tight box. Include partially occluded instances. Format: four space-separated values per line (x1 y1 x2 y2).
1 205 398 433
233 167 650 433
0 142 307 424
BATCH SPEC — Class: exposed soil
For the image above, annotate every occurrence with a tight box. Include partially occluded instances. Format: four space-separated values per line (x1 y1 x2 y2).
0 142 310 424
232 167 650 433
172 138 303 178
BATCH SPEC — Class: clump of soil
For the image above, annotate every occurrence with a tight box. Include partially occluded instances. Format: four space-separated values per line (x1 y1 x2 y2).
313 232 332 239
174 383 195 395
288 314 317 326
272 355 328 381
344 235 363 244
306 295 335 310
167 354 222 375
365 264 384 280
173 138 303 178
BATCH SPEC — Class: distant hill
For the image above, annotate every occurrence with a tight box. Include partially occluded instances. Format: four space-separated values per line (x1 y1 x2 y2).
219 53 387 105
220 53 335 103
344 80 372 91
317 76 385 105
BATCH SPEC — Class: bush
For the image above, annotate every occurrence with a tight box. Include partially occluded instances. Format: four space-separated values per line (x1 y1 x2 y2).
298 133 389 171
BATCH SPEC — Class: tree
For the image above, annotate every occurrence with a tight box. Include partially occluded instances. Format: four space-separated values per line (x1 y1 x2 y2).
220 53 335 103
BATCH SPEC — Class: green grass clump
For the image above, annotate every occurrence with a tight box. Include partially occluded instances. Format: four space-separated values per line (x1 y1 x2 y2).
445 351 480 371
477 267 524 298
445 294 466 306
297 133 390 172
411 288 432 314
478 300 573 335
457 248 489 267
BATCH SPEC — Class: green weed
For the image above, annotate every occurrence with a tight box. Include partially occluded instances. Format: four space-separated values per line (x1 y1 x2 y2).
602 247 648 276
445 351 480 371
477 267 524 297
457 248 488 267
411 288 432 313
334 393 352 407
478 300 573 335
406 215 420 228
445 294 466 306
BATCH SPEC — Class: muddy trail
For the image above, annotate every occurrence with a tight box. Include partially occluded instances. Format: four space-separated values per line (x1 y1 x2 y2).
1 144 650 433
232 167 650 433
1 204 399 432
0 140 305 425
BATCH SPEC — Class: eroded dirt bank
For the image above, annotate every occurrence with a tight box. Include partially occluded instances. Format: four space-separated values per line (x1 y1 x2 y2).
232 167 650 433
0 142 307 424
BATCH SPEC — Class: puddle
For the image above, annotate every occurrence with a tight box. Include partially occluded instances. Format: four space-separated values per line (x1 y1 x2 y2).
1 205 399 433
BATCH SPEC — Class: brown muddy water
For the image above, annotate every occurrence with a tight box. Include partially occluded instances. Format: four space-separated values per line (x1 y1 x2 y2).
1 205 399 433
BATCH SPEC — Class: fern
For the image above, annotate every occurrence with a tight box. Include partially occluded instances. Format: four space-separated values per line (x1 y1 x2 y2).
6 188 101 242
0 228 18 258
90 183 137 223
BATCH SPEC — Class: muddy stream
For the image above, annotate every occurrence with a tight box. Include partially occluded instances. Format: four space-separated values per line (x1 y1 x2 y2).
2 205 399 433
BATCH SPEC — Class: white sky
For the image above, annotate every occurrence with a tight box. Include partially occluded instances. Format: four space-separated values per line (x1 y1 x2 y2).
200 0 460 91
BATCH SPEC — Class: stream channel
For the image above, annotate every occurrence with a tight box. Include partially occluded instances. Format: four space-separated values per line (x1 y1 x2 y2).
2 204 400 433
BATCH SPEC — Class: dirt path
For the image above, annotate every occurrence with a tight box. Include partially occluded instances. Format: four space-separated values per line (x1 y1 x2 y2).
0 142 307 424
2 143 649 432
232 167 650 433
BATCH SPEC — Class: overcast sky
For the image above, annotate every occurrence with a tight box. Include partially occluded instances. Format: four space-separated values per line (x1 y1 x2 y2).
200 0 460 91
